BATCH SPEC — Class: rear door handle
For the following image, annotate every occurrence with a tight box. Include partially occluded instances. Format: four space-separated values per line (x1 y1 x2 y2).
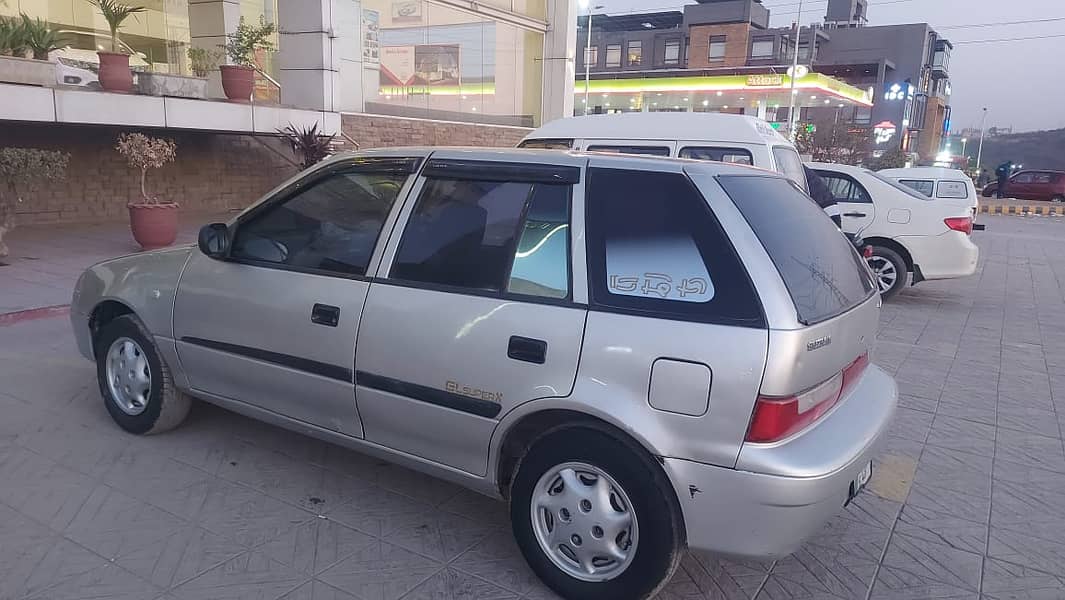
311 303 340 327
508 336 547 364
843 212 867 218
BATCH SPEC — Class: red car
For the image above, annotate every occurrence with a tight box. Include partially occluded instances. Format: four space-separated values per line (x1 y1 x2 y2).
982 170 1065 202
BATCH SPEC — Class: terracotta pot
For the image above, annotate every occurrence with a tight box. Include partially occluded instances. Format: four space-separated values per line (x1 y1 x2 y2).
128 203 179 251
97 51 133 93
220 64 255 102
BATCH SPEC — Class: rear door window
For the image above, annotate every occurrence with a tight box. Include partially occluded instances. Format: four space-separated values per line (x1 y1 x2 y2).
586 168 764 326
679 146 754 165
586 145 671 157
898 179 934 197
818 171 872 203
718 175 875 325
936 180 969 199
519 138 574 150
770 146 808 192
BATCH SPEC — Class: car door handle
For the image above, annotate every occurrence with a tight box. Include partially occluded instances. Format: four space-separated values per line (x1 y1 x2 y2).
508 336 547 364
843 212 867 218
311 303 340 327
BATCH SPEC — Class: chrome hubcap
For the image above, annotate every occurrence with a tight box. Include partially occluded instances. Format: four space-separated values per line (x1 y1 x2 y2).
530 462 638 582
867 256 898 293
105 337 151 416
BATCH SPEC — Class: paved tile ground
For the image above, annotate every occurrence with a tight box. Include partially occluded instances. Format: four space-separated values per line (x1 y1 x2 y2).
1 214 1064 599
0 213 231 314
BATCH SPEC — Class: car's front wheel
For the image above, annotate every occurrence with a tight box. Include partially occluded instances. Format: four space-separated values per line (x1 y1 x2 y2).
510 427 683 600
868 246 908 300
94 314 191 435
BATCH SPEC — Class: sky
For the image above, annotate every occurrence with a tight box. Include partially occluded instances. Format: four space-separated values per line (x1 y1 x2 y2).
593 0 1065 133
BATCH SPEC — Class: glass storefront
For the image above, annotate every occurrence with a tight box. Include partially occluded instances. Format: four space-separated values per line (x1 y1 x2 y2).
2 0 277 81
356 0 545 127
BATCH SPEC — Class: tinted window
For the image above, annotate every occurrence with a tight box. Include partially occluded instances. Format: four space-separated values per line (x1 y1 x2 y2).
771 146 808 191
627 41 642 66
751 39 774 58
1013 173 1034 184
392 178 570 298
819 172 872 203
587 145 671 157
719 175 875 325
519 138 574 150
898 179 935 197
586 168 763 326
664 40 681 64
679 146 753 165
869 171 931 200
1032 173 1054 184
231 170 407 276
508 185 570 298
605 44 622 67
936 180 969 199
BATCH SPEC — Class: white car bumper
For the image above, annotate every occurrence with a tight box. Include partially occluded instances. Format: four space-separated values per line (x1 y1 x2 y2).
898 231 979 281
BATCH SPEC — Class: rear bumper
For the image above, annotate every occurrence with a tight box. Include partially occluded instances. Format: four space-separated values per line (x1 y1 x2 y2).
664 365 897 558
900 232 979 281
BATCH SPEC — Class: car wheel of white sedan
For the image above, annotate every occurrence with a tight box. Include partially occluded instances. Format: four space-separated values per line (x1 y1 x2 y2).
868 246 908 300
94 314 191 435
510 427 684 600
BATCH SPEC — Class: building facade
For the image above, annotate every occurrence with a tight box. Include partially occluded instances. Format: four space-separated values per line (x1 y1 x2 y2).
576 0 953 160
1 0 578 223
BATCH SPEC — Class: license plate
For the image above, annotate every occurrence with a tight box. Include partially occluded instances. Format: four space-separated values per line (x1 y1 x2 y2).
846 461 873 505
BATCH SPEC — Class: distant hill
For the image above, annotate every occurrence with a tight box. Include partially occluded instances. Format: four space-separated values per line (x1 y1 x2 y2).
975 128 1065 171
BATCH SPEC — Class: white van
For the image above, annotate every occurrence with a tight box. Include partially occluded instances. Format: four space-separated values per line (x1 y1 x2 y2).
520 112 809 191
878 167 979 220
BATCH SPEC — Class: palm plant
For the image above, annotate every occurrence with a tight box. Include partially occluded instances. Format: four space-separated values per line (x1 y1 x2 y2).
278 123 336 170
0 15 27 56
87 0 145 54
20 14 63 60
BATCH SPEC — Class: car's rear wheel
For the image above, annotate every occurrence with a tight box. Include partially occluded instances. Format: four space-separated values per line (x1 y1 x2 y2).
95 315 191 435
868 246 907 300
510 428 683 600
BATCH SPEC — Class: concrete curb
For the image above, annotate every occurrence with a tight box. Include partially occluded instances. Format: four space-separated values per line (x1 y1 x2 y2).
0 305 71 327
980 204 1065 217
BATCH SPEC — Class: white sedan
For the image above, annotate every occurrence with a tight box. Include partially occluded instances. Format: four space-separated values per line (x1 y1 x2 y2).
810 163 979 299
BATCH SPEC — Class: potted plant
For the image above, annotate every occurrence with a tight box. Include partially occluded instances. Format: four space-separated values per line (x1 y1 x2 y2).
0 147 70 260
278 123 336 170
87 0 145 93
115 133 178 250
0 15 59 86
220 15 275 102
187 46 221 78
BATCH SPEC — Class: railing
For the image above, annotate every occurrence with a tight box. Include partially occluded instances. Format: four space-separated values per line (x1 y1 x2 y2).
252 66 282 105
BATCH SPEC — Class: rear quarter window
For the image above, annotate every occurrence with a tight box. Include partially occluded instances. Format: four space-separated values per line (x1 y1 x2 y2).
586 145 671 157
518 138 574 150
898 179 934 197
936 180 969 199
718 175 876 325
679 146 754 165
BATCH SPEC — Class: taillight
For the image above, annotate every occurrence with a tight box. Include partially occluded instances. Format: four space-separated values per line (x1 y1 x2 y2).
944 216 973 236
746 353 869 443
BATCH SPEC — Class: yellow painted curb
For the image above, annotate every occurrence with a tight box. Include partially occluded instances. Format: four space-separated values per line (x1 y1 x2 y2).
979 204 1065 216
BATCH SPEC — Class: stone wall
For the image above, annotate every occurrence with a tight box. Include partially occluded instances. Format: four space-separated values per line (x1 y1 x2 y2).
5 113 532 225
7 122 300 225
341 112 531 149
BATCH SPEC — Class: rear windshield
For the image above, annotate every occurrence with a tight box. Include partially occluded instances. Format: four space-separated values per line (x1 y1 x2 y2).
718 175 876 325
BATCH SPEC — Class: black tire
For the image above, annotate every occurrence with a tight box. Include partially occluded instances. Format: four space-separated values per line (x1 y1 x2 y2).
1051 195 1065 204
868 246 908 300
982 187 994 198
94 315 191 435
510 427 684 600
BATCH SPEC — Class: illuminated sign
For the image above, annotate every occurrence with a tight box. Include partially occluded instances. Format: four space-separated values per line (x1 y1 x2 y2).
873 120 897 144
746 74 784 86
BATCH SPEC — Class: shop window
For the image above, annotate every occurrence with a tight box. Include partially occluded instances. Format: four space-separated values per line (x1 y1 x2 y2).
605 44 622 68
585 45 599 67
708 36 726 62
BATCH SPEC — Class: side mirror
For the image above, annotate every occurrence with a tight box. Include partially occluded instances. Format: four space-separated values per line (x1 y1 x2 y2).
198 223 230 258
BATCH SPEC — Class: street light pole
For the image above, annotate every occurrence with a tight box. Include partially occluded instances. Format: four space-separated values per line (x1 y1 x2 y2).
786 0 804 140
975 108 988 171
579 1 603 116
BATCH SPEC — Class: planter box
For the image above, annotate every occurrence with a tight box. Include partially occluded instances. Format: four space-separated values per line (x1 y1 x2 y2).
0 55 55 87
138 72 207 99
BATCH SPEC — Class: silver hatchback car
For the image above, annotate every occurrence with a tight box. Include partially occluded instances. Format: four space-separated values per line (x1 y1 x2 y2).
71 148 896 600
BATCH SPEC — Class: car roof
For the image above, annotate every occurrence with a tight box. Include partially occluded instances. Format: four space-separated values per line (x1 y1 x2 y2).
523 113 792 146
878 167 970 180
321 146 783 178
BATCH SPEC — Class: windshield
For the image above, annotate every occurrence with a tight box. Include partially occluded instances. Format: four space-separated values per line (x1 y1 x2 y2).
868 171 931 200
